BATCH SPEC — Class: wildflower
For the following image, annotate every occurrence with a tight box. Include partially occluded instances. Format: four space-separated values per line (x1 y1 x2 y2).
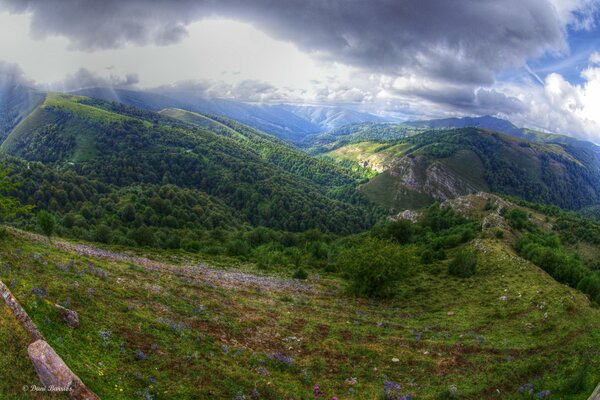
32 287 46 300
267 353 293 367
537 390 551 399
314 384 321 398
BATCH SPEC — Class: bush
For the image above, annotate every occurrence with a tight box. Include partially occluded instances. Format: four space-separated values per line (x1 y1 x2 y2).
292 268 308 280
378 220 415 244
37 210 55 237
505 208 530 230
421 248 446 264
93 224 112 244
338 238 413 298
448 249 477 278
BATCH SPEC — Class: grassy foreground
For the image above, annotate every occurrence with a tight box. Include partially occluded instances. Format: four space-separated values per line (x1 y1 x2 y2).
0 223 599 399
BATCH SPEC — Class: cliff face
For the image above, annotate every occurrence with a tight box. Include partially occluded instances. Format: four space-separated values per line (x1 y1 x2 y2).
388 155 480 201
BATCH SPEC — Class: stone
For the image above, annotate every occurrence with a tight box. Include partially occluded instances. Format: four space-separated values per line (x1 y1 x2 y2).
0 280 44 341
28 340 99 400
55 304 80 328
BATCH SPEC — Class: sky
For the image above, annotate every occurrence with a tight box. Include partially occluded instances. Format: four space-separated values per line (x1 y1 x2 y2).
0 0 599 141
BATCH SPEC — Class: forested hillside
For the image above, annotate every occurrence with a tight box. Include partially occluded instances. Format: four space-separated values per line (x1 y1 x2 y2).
0 93 380 251
317 126 600 212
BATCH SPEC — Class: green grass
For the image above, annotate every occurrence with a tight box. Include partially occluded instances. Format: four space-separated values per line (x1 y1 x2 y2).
324 141 412 172
360 170 434 210
0 302 53 399
1 226 599 399
159 108 245 141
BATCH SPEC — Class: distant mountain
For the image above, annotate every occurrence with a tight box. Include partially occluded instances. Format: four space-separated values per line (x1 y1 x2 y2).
405 115 595 148
72 87 388 142
306 115 600 157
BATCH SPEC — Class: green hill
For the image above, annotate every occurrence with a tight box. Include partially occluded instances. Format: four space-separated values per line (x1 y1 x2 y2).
320 128 600 212
0 94 378 246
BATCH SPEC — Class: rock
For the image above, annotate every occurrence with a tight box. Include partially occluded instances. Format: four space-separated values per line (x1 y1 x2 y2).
28 340 99 400
55 304 80 328
391 357 400 363
0 280 44 341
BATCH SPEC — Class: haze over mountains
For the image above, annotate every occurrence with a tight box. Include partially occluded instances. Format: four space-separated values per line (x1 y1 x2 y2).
73 86 390 142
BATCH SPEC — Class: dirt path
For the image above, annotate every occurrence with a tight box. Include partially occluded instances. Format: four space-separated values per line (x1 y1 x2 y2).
16 231 313 294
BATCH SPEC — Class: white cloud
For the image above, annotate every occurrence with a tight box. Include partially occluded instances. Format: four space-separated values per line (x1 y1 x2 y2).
499 56 600 142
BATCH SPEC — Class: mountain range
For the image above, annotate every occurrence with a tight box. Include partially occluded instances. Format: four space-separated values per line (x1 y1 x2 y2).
73 87 389 142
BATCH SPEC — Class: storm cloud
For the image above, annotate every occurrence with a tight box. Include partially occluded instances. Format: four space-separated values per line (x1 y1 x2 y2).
0 0 591 86
46 68 139 91
0 61 34 88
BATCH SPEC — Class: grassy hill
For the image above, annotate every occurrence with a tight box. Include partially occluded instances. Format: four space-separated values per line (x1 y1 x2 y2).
1 194 600 399
0 93 377 238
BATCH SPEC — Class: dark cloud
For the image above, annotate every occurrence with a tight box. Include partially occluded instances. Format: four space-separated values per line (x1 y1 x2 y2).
155 79 293 103
0 0 580 85
47 68 139 91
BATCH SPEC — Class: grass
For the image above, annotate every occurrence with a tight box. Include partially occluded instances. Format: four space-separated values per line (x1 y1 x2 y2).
0 302 53 399
0 226 599 399
159 109 246 141
324 141 411 172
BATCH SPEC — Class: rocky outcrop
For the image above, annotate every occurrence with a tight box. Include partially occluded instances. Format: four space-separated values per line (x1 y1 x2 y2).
0 279 44 341
388 155 480 201
55 304 80 328
28 340 99 400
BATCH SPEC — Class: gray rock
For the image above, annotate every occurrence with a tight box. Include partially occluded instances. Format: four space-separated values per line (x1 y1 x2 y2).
55 304 80 328
28 340 99 400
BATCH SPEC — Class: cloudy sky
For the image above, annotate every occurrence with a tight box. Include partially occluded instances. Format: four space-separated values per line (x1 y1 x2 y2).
0 0 599 140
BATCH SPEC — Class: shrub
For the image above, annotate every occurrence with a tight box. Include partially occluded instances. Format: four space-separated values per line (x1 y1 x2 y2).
505 208 530 230
338 238 413 298
292 268 308 280
448 249 477 278
378 220 415 244
37 210 55 237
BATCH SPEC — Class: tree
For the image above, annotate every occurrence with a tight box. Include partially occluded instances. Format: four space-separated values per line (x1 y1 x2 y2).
37 210 55 237
448 249 477 278
0 168 33 222
339 238 414 298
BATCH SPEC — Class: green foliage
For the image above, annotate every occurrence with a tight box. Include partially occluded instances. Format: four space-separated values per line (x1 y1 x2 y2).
339 238 413 298
0 167 32 221
516 231 596 300
504 208 531 230
1 95 378 236
36 210 55 237
374 219 416 244
448 249 477 278
292 268 308 280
